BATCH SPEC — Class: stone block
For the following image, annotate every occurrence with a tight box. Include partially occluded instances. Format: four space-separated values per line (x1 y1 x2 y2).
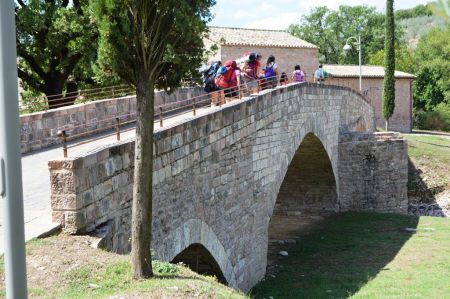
51 194 80 210
63 210 86 234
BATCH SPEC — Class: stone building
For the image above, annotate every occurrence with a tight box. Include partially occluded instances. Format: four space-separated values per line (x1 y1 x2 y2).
324 65 415 132
204 26 319 78
204 27 415 133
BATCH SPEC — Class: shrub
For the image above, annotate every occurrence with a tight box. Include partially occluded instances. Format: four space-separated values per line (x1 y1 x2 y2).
414 108 450 131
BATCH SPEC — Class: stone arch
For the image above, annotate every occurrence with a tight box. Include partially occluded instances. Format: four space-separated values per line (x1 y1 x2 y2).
273 132 339 216
154 218 237 288
172 243 227 284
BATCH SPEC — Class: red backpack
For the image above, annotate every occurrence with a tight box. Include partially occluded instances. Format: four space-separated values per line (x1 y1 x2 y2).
215 60 236 89
242 60 258 79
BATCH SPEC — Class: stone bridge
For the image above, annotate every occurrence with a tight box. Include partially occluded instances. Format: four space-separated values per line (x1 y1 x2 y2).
48 83 408 291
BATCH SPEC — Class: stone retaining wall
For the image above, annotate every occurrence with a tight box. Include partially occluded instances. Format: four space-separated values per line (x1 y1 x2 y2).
20 87 205 153
338 132 408 213
49 83 394 290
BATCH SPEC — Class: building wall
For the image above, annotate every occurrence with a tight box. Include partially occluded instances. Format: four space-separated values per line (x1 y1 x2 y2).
326 77 413 132
220 45 319 80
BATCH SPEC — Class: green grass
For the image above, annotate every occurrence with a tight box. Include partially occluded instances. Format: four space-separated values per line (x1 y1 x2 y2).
403 134 450 164
250 212 450 299
58 260 246 299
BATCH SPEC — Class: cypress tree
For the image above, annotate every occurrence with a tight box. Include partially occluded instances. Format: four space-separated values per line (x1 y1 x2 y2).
383 0 396 130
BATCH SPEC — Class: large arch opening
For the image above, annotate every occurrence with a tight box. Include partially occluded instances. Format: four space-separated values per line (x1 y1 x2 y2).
171 243 228 285
267 133 338 270
274 132 337 215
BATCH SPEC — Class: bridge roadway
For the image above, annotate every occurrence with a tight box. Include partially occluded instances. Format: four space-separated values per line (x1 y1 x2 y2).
0 103 219 254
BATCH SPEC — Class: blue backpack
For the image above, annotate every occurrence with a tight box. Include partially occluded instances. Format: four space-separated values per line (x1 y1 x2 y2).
265 64 276 79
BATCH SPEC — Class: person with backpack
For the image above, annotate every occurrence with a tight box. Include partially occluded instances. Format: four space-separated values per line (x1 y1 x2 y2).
215 60 239 103
314 64 328 84
200 60 222 105
240 52 261 94
280 72 289 85
201 60 221 92
264 55 278 89
292 64 305 83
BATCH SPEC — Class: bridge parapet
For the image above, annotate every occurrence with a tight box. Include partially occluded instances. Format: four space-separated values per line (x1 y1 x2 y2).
47 83 407 291
19 87 205 153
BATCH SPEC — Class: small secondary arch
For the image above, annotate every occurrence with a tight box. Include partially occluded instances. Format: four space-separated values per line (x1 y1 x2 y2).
155 218 238 287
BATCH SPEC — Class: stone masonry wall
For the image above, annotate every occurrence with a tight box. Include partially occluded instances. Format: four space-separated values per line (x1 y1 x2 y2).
338 132 408 213
49 83 378 291
20 87 204 153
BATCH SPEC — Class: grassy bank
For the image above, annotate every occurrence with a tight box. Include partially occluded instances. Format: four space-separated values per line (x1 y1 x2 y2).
403 134 450 207
250 213 450 298
0 235 247 299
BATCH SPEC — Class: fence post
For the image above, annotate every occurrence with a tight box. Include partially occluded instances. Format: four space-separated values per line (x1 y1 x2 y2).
116 117 121 141
159 107 163 127
57 130 68 158
193 98 196 116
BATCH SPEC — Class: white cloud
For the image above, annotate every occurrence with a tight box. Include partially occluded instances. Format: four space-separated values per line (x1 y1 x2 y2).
210 0 431 29
245 12 302 30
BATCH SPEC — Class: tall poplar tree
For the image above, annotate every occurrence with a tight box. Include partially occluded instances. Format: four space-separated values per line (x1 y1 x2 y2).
383 0 396 130
90 0 214 279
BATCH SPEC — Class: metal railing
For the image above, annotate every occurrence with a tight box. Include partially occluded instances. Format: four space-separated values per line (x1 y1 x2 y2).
21 85 135 113
54 73 374 157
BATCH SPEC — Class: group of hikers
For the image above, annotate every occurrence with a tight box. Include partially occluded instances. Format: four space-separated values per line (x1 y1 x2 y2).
200 52 329 106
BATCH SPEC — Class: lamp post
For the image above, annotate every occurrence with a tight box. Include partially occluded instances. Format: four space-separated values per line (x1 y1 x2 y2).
343 35 362 91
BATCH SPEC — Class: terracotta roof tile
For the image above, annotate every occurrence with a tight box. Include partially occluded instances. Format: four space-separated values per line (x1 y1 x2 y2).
323 64 416 79
206 26 318 49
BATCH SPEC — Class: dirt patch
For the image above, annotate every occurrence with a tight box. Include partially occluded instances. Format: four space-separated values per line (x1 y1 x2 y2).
405 132 450 216
1 234 128 295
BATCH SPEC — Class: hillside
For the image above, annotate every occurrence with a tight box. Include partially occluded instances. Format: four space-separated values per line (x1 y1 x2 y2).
400 15 447 48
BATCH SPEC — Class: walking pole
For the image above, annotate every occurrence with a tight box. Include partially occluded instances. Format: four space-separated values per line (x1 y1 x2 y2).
0 1 28 298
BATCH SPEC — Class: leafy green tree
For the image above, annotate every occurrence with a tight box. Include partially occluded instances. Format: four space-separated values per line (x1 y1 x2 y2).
383 0 396 130
369 46 415 73
429 0 450 22
395 4 432 20
289 5 405 65
91 0 214 279
15 0 98 109
413 27 450 111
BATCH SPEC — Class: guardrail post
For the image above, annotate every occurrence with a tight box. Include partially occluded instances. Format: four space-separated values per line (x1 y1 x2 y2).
159 107 163 127
116 117 121 141
57 130 68 158
192 98 196 116
112 86 116 99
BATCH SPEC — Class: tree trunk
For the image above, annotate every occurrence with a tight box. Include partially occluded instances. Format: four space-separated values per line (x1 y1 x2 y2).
43 76 78 110
43 77 67 110
385 118 389 131
131 79 154 279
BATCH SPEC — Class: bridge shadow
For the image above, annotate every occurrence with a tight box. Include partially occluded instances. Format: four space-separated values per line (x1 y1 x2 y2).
250 212 419 298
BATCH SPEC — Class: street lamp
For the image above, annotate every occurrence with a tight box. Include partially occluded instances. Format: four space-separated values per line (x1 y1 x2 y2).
343 35 362 91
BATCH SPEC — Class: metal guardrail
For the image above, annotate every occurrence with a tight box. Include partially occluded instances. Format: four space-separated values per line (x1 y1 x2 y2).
55 74 375 157
22 85 135 112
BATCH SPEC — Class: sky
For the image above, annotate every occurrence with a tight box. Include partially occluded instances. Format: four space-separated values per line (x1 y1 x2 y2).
209 0 430 30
